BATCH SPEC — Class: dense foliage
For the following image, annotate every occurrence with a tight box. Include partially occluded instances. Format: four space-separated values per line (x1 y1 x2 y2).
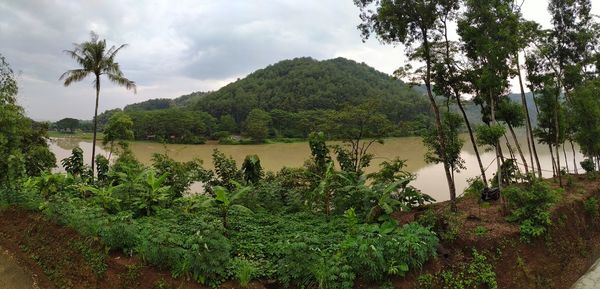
193 57 430 136
503 180 562 242
0 54 56 197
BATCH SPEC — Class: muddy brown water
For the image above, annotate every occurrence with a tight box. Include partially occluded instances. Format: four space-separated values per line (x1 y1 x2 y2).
0 247 36 289
49 132 584 202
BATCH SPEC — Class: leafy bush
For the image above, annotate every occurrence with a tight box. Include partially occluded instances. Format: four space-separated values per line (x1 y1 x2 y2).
61 147 87 178
229 258 258 287
581 158 595 173
503 180 561 242
440 250 497 289
584 197 599 217
151 153 212 197
211 149 242 190
464 177 485 199
95 154 110 184
341 222 438 282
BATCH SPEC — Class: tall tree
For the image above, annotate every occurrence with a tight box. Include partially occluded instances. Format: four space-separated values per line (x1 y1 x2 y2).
572 79 600 165
513 10 543 178
458 0 520 190
432 0 489 187
60 32 136 177
354 0 460 210
326 104 392 175
243 108 271 142
0 54 55 193
102 112 134 161
525 0 598 183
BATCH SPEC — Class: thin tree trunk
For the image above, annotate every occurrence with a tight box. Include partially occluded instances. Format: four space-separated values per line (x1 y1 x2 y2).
516 52 542 178
504 133 516 162
549 144 557 177
503 133 521 182
421 30 457 211
556 143 562 184
554 76 563 186
570 140 578 174
107 142 113 162
455 91 488 187
562 143 569 174
91 75 100 178
508 124 529 175
491 92 502 191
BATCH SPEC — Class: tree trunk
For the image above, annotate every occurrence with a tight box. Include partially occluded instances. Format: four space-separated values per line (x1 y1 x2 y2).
421 29 457 211
504 133 516 163
516 52 542 178
508 124 529 175
570 140 578 174
91 74 100 179
549 144 557 177
555 143 562 185
490 93 502 190
562 143 569 174
554 80 562 188
455 91 488 187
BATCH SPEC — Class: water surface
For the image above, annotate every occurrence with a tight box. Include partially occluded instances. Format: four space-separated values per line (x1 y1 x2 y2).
49 132 584 202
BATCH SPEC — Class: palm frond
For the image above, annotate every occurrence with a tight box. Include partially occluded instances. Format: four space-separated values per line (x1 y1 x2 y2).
59 69 91 86
107 73 137 93
63 49 87 68
106 44 128 62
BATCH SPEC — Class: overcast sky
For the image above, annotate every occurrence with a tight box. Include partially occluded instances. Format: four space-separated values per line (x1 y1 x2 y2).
1 1 598 121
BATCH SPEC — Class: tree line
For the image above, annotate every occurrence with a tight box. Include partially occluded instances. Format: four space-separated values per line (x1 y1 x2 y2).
355 0 600 210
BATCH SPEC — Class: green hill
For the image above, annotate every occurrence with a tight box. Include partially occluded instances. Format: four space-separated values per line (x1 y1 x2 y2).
123 91 209 111
92 57 433 143
193 57 431 127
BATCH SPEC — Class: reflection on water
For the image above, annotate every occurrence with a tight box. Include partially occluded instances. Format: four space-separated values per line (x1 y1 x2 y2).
49 131 584 202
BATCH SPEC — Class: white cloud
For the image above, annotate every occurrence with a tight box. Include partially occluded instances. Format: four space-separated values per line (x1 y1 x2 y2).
0 0 598 120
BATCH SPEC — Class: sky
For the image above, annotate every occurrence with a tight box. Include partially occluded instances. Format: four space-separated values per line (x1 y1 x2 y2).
0 1 598 121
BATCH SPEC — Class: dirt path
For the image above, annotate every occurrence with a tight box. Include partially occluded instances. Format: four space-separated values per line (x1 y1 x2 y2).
0 246 36 289
572 258 600 289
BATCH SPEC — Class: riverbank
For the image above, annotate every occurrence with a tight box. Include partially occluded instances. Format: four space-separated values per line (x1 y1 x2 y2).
1 175 600 288
48 131 104 140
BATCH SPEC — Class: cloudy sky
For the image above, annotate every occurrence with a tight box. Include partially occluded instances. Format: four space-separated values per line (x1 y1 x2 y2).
1 1 598 121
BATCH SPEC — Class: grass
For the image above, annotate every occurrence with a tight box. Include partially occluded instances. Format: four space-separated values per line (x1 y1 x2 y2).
48 131 104 140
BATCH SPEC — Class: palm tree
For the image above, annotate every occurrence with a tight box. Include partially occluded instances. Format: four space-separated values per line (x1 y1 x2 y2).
60 32 136 177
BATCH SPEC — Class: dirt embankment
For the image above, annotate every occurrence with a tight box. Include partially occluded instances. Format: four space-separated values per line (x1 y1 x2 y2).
1 176 600 289
391 176 600 289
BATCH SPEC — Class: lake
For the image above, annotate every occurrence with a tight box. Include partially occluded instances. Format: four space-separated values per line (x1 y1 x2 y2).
48 132 584 202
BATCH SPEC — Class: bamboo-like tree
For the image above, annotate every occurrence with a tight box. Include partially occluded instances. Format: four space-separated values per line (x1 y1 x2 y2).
60 32 136 177
458 0 520 190
512 10 543 178
432 0 489 187
354 0 460 210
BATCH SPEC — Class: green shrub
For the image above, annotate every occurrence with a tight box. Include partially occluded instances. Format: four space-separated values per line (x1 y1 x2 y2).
474 226 488 237
229 258 258 287
581 158 595 173
503 180 561 242
464 177 485 199
584 197 599 217
342 222 438 282
99 217 138 254
417 273 434 289
440 250 497 289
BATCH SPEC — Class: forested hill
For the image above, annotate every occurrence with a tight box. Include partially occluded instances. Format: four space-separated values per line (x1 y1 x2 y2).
122 91 209 111
87 57 433 143
192 57 431 126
